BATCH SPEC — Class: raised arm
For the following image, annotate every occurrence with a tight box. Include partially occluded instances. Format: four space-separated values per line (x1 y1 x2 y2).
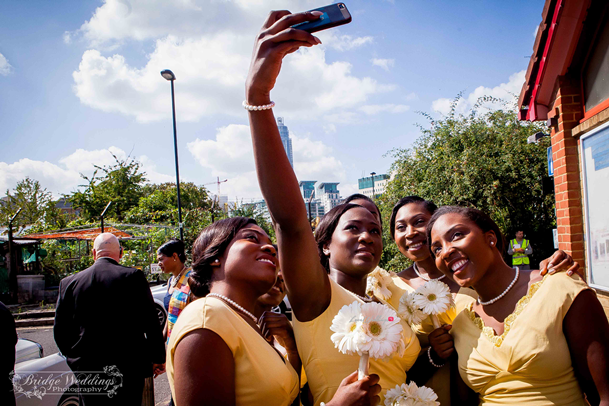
245 10 330 321
564 289 609 405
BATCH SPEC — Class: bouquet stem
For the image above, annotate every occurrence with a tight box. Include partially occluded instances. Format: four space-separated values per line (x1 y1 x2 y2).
431 314 441 329
358 352 369 380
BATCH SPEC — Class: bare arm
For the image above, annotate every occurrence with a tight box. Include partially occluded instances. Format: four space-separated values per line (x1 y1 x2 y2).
564 289 609 405
246 10 330 322
174 329 236 406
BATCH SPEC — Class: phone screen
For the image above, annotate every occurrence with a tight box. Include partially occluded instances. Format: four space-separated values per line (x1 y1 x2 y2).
292 11 331 31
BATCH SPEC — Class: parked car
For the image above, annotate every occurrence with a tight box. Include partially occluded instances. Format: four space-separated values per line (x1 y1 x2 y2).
14 339 77 406
150 282 168 327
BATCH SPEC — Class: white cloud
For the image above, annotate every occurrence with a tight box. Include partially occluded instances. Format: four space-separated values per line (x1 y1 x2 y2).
0 147 173 197
404 92 418 101
187 124 347 200
70 1 395 123
371 58 395 71
358 104 409 115
0 53 12 76
431 70 525 116
320 31 373 51
71 0 317 46
73 39 393 122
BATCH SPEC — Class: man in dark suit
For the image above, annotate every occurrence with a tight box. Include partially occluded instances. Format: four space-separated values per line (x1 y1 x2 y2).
1 301 17 406
54 233 165 405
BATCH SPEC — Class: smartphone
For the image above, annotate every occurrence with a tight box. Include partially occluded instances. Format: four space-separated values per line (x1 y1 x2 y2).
292 3 352 33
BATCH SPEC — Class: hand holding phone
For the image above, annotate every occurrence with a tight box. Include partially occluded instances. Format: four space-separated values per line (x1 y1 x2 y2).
292 3 352 33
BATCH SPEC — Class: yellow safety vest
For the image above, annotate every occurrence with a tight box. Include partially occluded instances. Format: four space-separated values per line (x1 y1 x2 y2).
511 239 530 265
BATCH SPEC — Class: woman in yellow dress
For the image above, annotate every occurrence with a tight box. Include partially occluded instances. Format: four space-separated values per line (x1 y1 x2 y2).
427 206 609 405
363 195 581 405
245 10 426 405
166 217 379 406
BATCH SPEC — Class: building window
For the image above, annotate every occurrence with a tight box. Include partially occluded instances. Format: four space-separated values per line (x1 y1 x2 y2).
583 17 609 114
581 121 609 291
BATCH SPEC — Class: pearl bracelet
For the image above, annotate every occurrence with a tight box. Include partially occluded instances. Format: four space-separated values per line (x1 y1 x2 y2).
427 347 445 368
242 100 275 111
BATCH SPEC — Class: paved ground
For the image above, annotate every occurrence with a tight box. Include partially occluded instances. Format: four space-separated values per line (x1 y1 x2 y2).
17 326 172 406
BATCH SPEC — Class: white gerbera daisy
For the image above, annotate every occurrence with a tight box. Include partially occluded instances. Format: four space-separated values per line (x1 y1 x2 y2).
330 301 368 355
413 279 454 315
385 382 439 406
359 302 404 359
415 385 439 405
366 267 393 300
398 292 428 326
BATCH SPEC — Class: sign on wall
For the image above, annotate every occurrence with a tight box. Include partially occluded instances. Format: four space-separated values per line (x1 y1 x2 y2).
581 121 609 291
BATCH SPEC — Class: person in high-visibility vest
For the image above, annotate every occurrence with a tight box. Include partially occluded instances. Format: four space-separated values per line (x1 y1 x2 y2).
507 230 533 270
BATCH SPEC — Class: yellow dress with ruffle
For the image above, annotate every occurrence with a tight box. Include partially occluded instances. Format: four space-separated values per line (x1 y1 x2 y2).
380 270 476 406
292 277 421 406
451 273 590 405
166 296 300 406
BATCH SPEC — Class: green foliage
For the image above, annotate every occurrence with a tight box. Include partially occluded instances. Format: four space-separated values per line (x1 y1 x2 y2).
70 154 147 221
378 97 555 270
0 177 66 229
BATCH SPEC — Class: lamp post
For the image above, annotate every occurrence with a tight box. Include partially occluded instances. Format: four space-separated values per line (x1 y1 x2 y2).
370 172 376 199
161 69 184 241
100 201 112 233
7 208 22 303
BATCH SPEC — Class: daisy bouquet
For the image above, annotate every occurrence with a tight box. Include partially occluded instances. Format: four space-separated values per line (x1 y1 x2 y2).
398 280 454 329
366 267 393 301
330 301 405 379
384 382 440 406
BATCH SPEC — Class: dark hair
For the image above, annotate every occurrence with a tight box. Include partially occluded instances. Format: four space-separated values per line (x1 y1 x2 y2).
157 239 186 263
315 203 373 272
426 206 505 254
342 194 382 227
188 217 257 297
389 196 438 240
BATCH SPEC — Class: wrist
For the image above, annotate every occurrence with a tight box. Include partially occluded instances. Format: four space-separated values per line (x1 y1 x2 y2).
245 86 271 106
427 347 446 367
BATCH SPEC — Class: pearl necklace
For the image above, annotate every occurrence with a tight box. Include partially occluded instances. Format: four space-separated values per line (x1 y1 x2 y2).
477 267 520 306
170 266 188 288
207 293 258 324
413 262 445 282
349 291 374 302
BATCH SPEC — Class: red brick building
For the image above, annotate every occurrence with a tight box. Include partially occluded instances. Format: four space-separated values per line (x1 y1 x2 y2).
519 0 609 313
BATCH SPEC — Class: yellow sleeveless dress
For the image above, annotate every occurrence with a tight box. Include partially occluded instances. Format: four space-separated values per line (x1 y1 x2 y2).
293 277 420 406
166 296 300 406
382 271 476 406
451 273 590 405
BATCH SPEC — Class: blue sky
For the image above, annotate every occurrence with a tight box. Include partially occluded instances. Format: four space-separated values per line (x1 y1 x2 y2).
0 0 543 202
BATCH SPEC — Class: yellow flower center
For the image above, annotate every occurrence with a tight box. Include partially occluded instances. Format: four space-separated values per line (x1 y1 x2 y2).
369 321 382 336
427 293 437 301
349 323 358 332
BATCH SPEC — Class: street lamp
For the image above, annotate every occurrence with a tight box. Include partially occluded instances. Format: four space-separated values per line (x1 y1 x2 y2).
7 208 22 303
161 69 184 240
100 201 112 233
370 172 376 198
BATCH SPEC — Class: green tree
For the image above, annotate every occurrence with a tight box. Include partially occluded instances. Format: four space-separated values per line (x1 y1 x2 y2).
70 154 147 221
379 98 554 270
0 177 64 229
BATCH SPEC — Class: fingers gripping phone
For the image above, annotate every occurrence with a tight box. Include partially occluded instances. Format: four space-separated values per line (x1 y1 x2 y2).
292 3 352 33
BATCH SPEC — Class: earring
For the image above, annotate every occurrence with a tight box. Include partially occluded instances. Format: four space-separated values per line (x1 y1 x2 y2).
490 241 495 246
214 259 220 263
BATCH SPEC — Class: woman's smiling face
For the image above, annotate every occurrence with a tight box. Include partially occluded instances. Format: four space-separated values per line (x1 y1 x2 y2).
394 202 434 262
326 207 383 277
221 225 278 291
429 212 495 287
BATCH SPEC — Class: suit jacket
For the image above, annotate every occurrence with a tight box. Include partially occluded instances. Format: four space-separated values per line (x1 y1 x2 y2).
54 258 165 377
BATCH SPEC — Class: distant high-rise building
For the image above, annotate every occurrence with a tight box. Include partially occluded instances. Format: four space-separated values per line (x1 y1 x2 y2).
277 117 294 168
299 181 316 201
358 174 391 198
315 182 341 214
